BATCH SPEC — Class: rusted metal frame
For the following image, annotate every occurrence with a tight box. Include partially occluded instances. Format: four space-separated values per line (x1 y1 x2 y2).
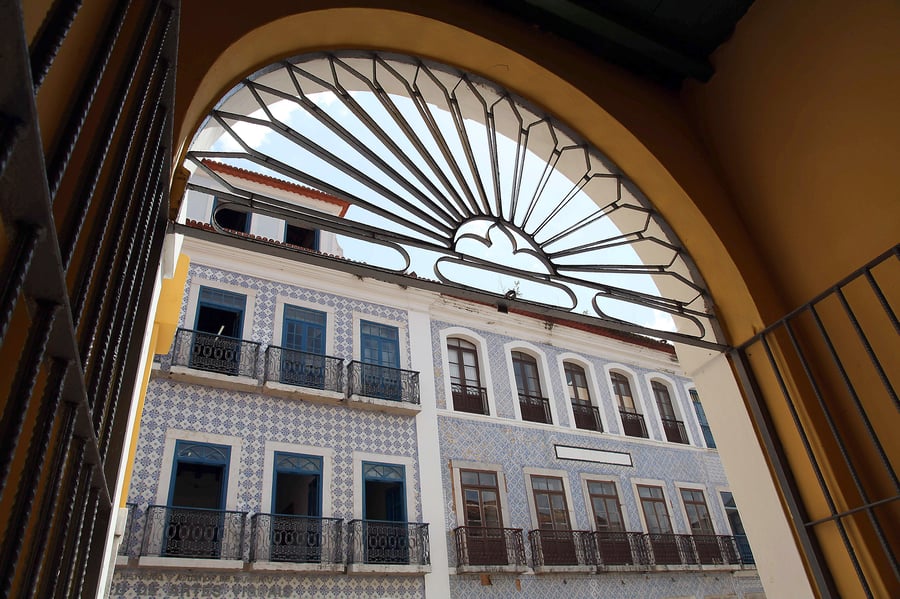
729 346 841 599
98 148 168 458
29 0 84 90
0 300 59 498
0 112 22 180
90 128 167 441
46 0 133 201
68 485 101 599
38 436 86 599
783 315 899 580
0 357 69 596
57 0 169 269
22 401 78 599
0 221 41 345
54 461 93 599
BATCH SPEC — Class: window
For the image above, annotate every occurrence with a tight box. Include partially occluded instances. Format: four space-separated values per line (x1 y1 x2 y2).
638 484 679 564
587 480 633 565
653 381 688 444
530 475 576 565
361 462 408 564
268 453 324 563
285 224 318 249
512 351 551 424
278 305 327 388
212 198 249 233
459 470 507 565
189 286 248 376
721 491 754 564
680 487 721 563
448 338 487 414
611 372 647 438
690 389 716 448
565 362 601 431
359 320 401 400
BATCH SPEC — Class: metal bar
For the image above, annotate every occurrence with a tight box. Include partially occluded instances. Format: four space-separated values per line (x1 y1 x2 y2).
0 300 59 498
0 221 41 345
729 347 841 599
29 0 83 90
0 357 68 595
46 0 132 201
863 268 899 334
55 465 92 599
69 485 101 598
805 495 900 527
0 112 22 180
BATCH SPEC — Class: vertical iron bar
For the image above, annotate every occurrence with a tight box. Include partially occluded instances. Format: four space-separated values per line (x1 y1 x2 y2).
29 0 83 90
57 0 165 269
0 221 41 345
46 0 132 201
0 113 22 180
0 300 59 497
863 268 899 334
0 357 69 596
51 458 91 599
68 486 101 599
23 402 78 599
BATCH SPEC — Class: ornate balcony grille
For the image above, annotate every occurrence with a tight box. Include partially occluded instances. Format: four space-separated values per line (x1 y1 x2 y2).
619 410 648 438
249 513 343 564
693 534 742 565
347 520 430 566
348 361 420 404
644 533 697 565
264 345 344 393
118 503 137 557
141 505 246 560
572 400 603 431
661 417 689 444
451 382 489 414
172 328 260 378
591 531 649 566
454 527 526 567
528 529 594 567
519 393 552 424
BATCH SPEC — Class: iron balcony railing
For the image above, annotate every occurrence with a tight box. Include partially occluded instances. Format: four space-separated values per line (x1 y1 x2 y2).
348 361 420 404
118 503 137 557
591 530 649 566
619 410 649 438
661 417 689 444
572 400 603 431
249 513 343 564
347 520 430 566
643 533 742 566
734 534 754 565
173 328 260 378
141 505 246 560
264 345 344 393
451 382 489 414
454 526 526 568
528 529 594 567
518 393 552 424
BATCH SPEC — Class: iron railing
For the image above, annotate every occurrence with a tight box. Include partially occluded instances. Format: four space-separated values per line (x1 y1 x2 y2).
454 527 526 567
172 328 260 378
249 513 343 564
734 534 755 565
572 400 603 431
528 529 594 567
591 531 649 566
451 382 489 414
264 346 344 393
519 393 552 424
141 505 246 560
347 361 420 404
644 533 697 565
619 410 648 438
117 503 137 557
347 520 430 566
661 417 689 444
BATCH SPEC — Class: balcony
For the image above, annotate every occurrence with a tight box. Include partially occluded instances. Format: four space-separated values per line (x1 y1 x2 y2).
591 530 648 567
249 513 344 572
619 410 648 438
643 533 742 568
734 533 755 565
519 393 552 424
347 361 420 414
454 526 527 573
451 382 488 415
571 400 602 431
263 346 344 403
116 503 137 563
528 529 596 573
346 519 430 574
169 328 260 391
661 417 689 444
139 505 246 569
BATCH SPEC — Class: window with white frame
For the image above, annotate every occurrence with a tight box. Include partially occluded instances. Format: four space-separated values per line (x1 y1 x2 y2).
652 380 689 444
447 338 488 415
565 362 601 431
610 371 648 438
512 351 551 424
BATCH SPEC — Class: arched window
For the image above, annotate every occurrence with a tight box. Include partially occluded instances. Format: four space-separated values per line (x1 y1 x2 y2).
447 338 487 415
610 372 647 438
565 362 601 431
512 351 551 424
652 381 688 444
